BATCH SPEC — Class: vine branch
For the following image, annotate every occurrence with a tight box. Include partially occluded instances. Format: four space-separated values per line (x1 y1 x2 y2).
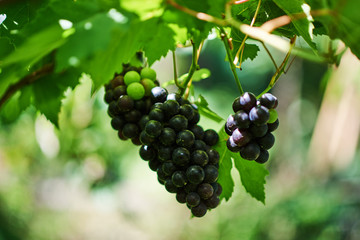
178 40 200 97
257 36 297 98
220 27 244 95
172 50 180 88
0 63 54 109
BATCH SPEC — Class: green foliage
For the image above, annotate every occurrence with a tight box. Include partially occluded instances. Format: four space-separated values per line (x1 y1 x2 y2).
0 0 359 206
215 129 268 203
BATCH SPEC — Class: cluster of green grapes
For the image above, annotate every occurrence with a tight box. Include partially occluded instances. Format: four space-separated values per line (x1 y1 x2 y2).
104 65 159 144
104 66 222 217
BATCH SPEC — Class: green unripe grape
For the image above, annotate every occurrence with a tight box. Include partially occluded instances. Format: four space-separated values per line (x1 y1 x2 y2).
141 78 156 96
124 71 141 85
127 82 145 100
140 67 156 81
268 109 278 123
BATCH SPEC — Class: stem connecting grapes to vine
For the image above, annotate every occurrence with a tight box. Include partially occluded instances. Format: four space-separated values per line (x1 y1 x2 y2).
220 27 244 95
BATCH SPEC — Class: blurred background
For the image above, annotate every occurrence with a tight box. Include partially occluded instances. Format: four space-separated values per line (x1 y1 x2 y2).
0 35 360 240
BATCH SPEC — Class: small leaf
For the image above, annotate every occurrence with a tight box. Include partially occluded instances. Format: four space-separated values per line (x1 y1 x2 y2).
192 68 211 82
214 128 234 201
195 95 224 123
233 154 269 204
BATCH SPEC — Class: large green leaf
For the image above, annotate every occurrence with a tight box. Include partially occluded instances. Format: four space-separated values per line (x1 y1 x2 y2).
272 0 317 50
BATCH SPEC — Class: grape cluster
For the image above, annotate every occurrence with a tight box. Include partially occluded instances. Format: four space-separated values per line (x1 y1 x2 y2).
225 92 279 164
139 87 222 217
104 65 159 145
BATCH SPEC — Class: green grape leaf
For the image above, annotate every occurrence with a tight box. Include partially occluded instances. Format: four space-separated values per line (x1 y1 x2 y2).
144 22 177 65
214 128 234 201
308 0 360 60
120 0 164 20
55 11 123 72
81 17 158 91
230 28 260 62
272 0 316 50
233 154 269 204
31 69 80 127
192 68 211 81
195 95 224 123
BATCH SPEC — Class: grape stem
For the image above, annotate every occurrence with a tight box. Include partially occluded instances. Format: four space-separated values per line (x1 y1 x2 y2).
257 36 297 98
172 50 181 88
220 27 244 95
184 41 204 99
0 63 54 109
233 0 262 69
178 40 199 97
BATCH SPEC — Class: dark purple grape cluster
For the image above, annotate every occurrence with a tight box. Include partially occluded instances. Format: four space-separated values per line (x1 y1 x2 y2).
139 87 222 217
225 92 279 164
104 65 159 145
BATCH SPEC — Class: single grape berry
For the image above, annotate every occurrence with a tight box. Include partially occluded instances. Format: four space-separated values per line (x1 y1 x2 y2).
190 125 204 140
179 104 194 119
122 123 139 139
204 165 219 183
162 161 177 176
151 87 168 103
197 183 214 200
232 128 251 147
186 165 205 184
234 110 250 129
158 145 173 161
203 129 219 146
186 192 201 207
176 190 187 204
191 202 207 217
268 118 279 132
124 109 142 123
207 149 220 165
140 67 157 81
205 194 220 209
249 124 268 138
225 115 237 135
232 96 241 112
138 115 150 130
148 158 161 171
239 92 257 112
176 130 195 148
127 82 145 100
164 178 178 193
255 149 269 164
157 168 167 184
162 100 180 118
249 106 270 125
117 95 134 112
172 147 190 166
166 93 182 102
227 136 241 152
141 79 157 97
113 85 127 99
159 127 176 146
193 140 207 151
145 120 162 138
111 75 124 87
191 150 209 166
139 145 156 161
257 132 275 150
139 131 155 145
104 90 114 104
172 171 187 187
240 142 261 160
169 115 188 132
110 116 124 130
259 93 278 109
124 71 141 85
148 108 164 122
268 109 278 124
